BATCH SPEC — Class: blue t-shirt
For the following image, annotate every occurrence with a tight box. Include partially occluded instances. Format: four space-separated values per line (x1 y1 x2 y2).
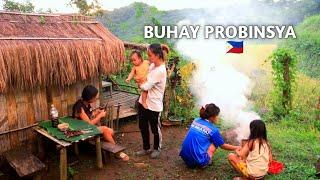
179 118 225 168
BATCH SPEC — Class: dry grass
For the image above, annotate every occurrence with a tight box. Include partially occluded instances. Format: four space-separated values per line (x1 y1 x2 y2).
0 12 125 93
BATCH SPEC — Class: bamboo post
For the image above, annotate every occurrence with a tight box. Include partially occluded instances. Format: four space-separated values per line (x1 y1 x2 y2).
108 105 112 128
59 147 67 180
116 103 121 132
162 59 177 121
74 143 79 157
37 135 45 161
318 96 320 120
283 57 291 111
95 136 103 169
33 173 41 180
111 106 114 129
102 151 108 164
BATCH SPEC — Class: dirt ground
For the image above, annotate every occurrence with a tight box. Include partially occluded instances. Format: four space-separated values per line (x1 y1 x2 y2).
42 119 238 180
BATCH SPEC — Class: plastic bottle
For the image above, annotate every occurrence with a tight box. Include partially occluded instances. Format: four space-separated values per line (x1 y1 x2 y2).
50 104 59 128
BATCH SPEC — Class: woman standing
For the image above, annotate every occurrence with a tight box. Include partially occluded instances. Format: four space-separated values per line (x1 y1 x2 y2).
136 43 169 159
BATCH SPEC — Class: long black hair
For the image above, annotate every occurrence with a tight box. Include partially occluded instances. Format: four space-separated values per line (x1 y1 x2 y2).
248 119 269 153
148 43 169 61
82 85 98 102
199 103 220 119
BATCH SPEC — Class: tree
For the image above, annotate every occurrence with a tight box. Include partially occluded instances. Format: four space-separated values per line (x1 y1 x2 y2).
270 48 297 118
3 0 35 13
69 0 103 16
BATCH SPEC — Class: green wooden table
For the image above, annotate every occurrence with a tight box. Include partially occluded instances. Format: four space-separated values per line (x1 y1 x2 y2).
35 117 103 180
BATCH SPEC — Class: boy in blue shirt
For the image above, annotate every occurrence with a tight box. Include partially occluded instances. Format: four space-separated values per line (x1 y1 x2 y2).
180 103 239 168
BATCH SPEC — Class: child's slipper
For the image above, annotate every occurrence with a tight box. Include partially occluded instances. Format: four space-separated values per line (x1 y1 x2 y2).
117 152 129 162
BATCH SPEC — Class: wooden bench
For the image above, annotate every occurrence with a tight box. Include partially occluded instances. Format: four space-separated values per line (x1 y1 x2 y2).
89 140 125 163
3 149 45 179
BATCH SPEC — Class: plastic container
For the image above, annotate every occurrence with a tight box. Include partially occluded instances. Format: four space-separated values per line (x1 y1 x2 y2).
50 104 59 128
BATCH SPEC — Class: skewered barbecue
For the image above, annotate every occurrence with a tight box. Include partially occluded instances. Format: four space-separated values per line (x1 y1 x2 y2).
64 129 83 138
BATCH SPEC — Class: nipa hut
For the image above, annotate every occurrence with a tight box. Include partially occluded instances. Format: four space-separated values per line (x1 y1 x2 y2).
0 11 125 154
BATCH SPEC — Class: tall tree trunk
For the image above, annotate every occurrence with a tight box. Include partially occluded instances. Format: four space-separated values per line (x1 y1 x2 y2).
162 58 179 121
317 96 320 121
283 57 291 113
162 85 172 121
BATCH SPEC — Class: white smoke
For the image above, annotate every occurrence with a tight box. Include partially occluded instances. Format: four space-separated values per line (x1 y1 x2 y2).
176 24 260 142
173 0 288 141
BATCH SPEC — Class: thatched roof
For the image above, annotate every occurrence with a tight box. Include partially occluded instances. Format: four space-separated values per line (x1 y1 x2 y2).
0 11 125 93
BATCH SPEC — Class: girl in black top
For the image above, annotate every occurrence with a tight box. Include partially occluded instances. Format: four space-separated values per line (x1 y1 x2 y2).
72 85 129 161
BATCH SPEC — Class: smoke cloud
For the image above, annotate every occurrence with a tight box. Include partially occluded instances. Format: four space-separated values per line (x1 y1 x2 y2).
175 4 269 141
174 0 302 140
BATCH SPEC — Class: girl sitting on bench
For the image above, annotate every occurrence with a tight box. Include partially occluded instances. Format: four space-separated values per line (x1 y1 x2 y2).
72 85 129 161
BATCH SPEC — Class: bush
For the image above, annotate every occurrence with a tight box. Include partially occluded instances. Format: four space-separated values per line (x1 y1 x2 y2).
282 14 320 79
174 60 197 122
269 48 297 119
251 46 319 130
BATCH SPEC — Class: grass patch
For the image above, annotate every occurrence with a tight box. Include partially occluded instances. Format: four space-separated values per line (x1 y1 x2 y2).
110 43 319 179
203 121 320 179
267 121 319 179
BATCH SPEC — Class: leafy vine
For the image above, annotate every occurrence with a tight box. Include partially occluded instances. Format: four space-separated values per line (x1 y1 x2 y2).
270 47 297 118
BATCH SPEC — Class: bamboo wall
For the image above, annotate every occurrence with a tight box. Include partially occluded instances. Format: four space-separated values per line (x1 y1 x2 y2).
0 78 100 154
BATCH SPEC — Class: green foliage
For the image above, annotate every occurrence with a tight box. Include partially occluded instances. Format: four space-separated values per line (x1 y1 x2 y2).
270 48 297 119
314 120 320 131
150 6 159 15
266 121 319 179
174 59 197 122
108 50 143 94
39 15 45 24
251 66 319 130
69 0 103 16
133 2 144 18
146 17 168 45
3 0 35 12
203 120 320 179
67 167 77 177
111 42 196 121
99 1 320 42
283 14 320 78
37 8 54 14
290 74 320 125
120 22 129 33
98 3 184 42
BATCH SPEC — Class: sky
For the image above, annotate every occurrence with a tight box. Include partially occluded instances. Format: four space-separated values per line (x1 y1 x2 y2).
1 0 252 12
